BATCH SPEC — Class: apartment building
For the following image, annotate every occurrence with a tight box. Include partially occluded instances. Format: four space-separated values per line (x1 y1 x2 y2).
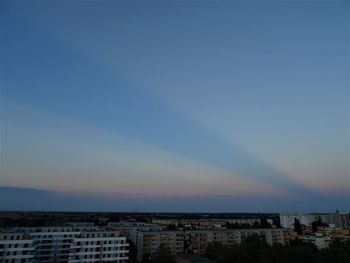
0 233 34 263
280 213 350 229
136 228 289 262
68 231 128 263
152 218 273 229
339 214 350 230
136 230 184 261
28 227 79 263
303 233 332 249
0 228 129 263
279 214 314 229
108 222 164 245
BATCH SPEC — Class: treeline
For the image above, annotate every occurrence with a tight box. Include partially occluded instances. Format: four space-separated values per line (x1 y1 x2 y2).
205 234 350 263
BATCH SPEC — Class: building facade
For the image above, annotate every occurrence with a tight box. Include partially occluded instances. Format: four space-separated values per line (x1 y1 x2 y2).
280 213 350 229
68 231 128 263
0 228 128 263
0 233 34 263
136 228 289 262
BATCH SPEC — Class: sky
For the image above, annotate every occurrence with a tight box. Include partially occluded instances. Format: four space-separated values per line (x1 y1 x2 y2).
0 0 349 212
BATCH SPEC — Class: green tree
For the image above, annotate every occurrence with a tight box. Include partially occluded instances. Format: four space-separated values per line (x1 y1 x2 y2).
311 217 329 233
294 218 303 235
127 239 137 263
205 233 350 263
150 245 175 263
205 241 225 260
167 223 177 230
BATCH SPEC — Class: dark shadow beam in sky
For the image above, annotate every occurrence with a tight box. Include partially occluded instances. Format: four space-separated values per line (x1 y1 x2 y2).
2 17 322 200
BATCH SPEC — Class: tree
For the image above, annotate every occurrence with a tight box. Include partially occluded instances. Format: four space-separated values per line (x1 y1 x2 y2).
205 241 225 260
167 223 177 230
294 218 303 235
127 239 137 263
142 253 151 263
311 217 329 232
150 245 175 263
242 233 269 262
205 233 350 263
253 221 260 228
260 218 272 228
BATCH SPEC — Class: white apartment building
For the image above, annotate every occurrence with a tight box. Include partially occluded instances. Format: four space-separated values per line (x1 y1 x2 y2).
303 233 332 249
279 214 314 229
339 214 350 230
29 227 79 263
312 213 342 228
0 232 34 263
0 228 129 263
68 232 128 263
151 218 273 229
280 213 350 229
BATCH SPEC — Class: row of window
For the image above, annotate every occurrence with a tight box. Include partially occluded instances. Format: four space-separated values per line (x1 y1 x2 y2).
0 235 22 240
75 246 121 252
32 235 74 238
0 251 32 256
76 240 121 246
82 233 116 238
2 258 29 263
35 228 72 232
73 253 126 259
0 243 30 249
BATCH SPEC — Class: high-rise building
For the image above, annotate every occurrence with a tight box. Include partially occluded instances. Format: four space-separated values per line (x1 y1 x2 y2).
0 228 129 263
0 232 34 263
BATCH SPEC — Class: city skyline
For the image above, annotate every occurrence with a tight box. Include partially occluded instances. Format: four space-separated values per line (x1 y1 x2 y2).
1 1 349 212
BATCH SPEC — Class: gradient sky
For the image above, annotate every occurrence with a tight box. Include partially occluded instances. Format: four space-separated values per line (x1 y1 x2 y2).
0 0 349 212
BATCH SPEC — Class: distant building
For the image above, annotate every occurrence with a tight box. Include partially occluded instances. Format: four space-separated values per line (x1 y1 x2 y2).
108 221 165 247
339 214 350 230
151 218 271 229
279 214 314 229
279 213 350 229
65 222 95 228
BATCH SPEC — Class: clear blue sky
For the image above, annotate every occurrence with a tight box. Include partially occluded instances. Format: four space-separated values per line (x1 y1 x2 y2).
1 0 349 212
